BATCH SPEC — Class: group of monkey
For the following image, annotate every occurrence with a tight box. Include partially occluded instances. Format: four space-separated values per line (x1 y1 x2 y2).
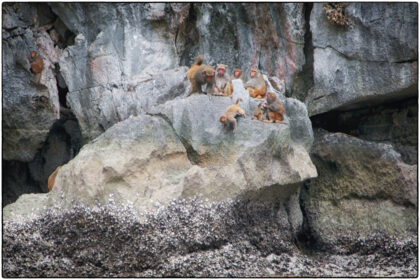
186 55 285 130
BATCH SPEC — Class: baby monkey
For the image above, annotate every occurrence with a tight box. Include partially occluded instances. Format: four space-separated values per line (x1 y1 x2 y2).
253 103 266 121
219 98 246 131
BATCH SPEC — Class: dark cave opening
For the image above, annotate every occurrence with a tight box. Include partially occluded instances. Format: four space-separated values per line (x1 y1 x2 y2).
310 97 418 164
3 109 82 207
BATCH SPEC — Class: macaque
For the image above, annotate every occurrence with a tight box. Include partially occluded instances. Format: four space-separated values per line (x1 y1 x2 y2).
214 64 230 95
224 68 245 96
187 55 216 96
263 92 285 123
252 103 266 121
232 68 245 82
245 67 267 99
29 51 44 84
48 165 62 191
219 98 246 131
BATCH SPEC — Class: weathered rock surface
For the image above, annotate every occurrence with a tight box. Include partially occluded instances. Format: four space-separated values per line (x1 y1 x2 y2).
2 3 61 161
307 3 418 116
311 97 418 165
4 90 317 221
301 129 417 252
66 66 189 142
45 3 308 141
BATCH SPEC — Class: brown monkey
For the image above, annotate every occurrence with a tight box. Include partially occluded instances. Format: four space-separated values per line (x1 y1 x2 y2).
219 98 246 131
187 55 204 83
245 67 267 99
214 64 230 95
252 103 266 121
224 68 245 96
263 92 285 123
29 50 44 84
48 165 62 191
187 55 216 96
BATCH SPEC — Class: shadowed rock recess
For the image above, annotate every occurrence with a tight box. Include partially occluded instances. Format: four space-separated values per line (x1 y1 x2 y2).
2 2 418 277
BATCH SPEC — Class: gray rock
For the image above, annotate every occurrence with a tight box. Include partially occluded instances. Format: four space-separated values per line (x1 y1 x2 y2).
65 65 189 142
2 22 60 161
307 3 418 116
301 129 417 252
4 92 317 222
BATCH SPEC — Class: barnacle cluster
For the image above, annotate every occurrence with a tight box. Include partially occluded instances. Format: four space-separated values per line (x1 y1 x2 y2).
3 198 417 277
323 3 350 27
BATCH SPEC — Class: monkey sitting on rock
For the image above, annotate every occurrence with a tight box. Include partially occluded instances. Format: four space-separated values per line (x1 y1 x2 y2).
214 64 230 96
187 55 217 96
224 68 245 96
262 92 285 123
252 103 267 121
245 67 267 99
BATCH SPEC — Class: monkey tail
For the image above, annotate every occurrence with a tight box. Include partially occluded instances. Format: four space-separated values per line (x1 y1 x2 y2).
235 98 243 105
194 55 204 66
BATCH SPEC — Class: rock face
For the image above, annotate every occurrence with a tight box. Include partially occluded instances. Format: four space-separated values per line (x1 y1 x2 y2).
4 88 317 221
2 3 61 162
301 129 417 252
2 2 418 277
307 3 418 116
46 3 308 141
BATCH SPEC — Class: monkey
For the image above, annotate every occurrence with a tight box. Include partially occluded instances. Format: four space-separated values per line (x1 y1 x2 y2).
262 92 285 123
29 50 44 84
224 68 245 96
219 98 246 131
244 67 267 99
214 64 230 95
252 103 267 121
187 55 216 96
232 68 245 82
187 54 204 83
48 165 62 191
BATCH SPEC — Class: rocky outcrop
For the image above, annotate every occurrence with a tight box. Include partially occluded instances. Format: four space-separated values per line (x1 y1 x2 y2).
307 3 418 116
301 129 417 252
4 86 317 221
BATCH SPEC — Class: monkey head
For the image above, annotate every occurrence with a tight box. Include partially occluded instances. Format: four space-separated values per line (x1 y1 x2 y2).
250 67 260 78
265 92 277 103
219 115 227 124
202 68 215 83
30 51 37 58
216 64 227 77
233 68 243 79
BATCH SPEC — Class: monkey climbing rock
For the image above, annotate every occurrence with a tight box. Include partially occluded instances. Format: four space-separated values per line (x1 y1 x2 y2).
29 51 44 84
219 98 246 131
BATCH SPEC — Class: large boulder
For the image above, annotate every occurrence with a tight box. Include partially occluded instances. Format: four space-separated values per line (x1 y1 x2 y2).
307 3 418 116
301 129 417 252
4 90 317 222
